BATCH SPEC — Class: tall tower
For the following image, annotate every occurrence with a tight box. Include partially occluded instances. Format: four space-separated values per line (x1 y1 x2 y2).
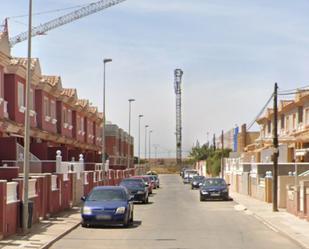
174 69 183 166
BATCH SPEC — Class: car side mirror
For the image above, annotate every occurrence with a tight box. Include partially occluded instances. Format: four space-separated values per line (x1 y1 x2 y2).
129 196 134 202
145 183 149 187
81 196 86 202
227 183 231 186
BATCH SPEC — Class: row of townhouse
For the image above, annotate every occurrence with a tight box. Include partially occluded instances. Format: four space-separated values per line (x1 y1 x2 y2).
249 90 309 162
0 32 134 171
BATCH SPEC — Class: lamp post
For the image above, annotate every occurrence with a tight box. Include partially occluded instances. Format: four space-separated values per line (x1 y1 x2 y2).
102 58 112 171
138 114 143 165
149 130 153 163
22 0 33 233
145 125 149 161
127 99 135 168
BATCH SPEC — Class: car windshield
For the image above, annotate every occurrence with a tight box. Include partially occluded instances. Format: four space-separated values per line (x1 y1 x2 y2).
120 180 145 188
203 179 226 187
87 189 126 201
193 176 204 181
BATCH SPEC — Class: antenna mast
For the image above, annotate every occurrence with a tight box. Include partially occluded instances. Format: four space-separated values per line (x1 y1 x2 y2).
174 69 183 166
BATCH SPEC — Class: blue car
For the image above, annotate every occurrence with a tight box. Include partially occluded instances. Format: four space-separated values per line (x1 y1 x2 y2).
199 178 230 201
81 186 134 227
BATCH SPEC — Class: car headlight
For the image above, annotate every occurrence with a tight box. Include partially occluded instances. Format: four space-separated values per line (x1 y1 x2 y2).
201 191 208 195
137 190 145 194
82 206 92 215
222 189 228 193
115 207 126 214
193 181 197 185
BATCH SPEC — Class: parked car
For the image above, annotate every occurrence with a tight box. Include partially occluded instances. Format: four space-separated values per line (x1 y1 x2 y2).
152 175 160 188
120 178 149 204
146 170 158 176
183 170 199 184
199 178 230 201
147 175 158 189
180 167 187 177
81 186 134 227
132 175 153 194
191 175 205 189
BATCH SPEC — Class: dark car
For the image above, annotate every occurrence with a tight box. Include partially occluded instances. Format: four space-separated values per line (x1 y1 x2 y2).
132 175 153 194
120 178 149 204
191 175 205 189
81 186 134 227
200 178 230 201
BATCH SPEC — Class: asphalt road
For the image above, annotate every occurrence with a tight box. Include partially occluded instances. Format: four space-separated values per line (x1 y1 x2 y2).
50 175 302 249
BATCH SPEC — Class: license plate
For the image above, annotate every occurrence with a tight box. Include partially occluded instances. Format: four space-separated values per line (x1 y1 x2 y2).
96 215 111 220
210 192 220 197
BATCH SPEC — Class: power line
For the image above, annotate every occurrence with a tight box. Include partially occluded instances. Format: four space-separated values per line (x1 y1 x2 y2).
247 93 274 130
9 4 87 19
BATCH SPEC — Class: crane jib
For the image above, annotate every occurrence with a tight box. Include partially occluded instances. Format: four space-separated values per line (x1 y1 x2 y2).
9 0 127 47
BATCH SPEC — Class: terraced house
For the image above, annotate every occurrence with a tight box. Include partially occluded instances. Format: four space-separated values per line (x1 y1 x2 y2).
0 31 134 172
244 90 309 163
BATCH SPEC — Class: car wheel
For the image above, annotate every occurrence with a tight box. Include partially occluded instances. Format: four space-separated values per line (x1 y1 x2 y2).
81 221 88 228
129 212 134 224
200 196 204 202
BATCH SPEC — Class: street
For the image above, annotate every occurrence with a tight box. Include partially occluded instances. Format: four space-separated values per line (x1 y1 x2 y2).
50 175 302 249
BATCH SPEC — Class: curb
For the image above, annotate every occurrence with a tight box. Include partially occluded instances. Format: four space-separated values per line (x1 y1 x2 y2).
231 194 309 249
40 221 81 249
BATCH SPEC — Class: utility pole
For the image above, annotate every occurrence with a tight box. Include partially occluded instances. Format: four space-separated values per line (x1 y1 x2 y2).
221 130 224 178
144 125 149 161
22 0 33 234
149 130 153 163
273 82 279 212
102 58 112 171
138 114 143 165
127 98 135 168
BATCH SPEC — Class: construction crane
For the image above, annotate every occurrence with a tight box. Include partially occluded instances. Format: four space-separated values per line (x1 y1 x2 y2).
174 69 183 166
6 0 127 47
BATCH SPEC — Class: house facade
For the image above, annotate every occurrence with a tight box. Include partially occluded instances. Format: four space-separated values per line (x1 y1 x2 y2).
0 32 134 171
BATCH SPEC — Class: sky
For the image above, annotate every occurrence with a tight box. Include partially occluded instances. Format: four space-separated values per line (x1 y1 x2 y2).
1 0 309 158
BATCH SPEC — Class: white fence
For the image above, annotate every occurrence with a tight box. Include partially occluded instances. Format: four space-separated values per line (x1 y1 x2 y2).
7 182 18 204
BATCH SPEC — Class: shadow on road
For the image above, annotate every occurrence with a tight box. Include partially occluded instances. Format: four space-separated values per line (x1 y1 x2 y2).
84 220 142 230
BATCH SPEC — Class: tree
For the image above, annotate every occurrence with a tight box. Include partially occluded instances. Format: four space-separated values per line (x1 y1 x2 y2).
189 143 231 176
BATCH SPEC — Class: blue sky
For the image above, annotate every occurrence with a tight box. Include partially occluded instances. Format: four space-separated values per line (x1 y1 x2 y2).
1 0 309 157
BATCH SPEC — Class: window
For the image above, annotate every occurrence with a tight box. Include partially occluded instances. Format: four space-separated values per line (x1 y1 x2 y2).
44 97 49 116
68 110 72 125
62 107 67 123
298 106 303 123
0 68 3 97
292 114 296 130
18 82 24 107
80 117 84 132
286 116 290 131
267 120 271 134
50 101 56 119
29 89 34 110
306 109 309 125
280 115 285 129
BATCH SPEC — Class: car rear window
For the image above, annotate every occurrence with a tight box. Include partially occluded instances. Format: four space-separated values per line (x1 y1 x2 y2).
87 189 126 201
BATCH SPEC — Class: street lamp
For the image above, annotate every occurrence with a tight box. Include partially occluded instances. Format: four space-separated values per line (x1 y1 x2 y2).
149 130 153 163
102 58 112 171
138 114 143 165
22 0 33 234
145 125 149 161
127 98 135 168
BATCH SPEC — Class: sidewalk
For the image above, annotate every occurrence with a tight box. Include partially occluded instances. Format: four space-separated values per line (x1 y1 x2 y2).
0 207 81 249
231 192 309 249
